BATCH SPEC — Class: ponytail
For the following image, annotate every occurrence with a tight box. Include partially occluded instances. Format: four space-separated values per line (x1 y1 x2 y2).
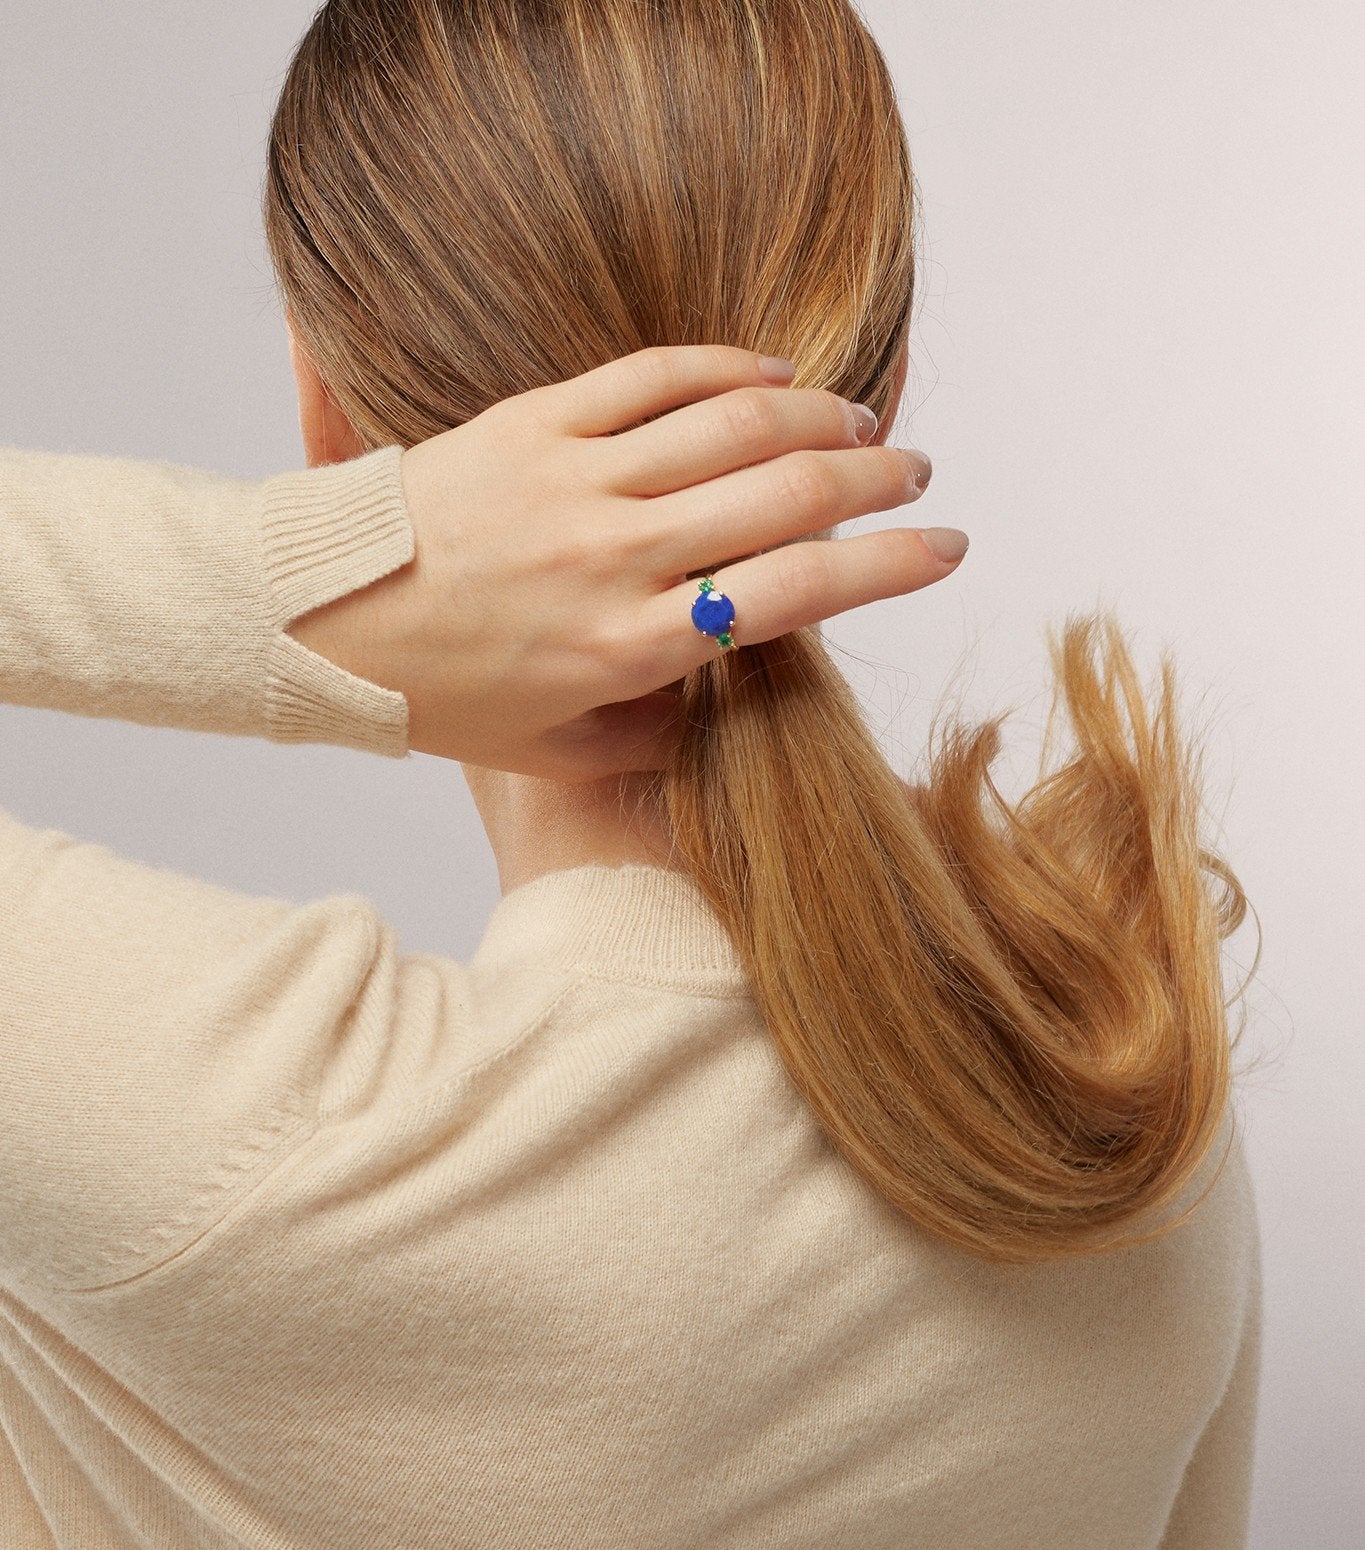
660 608 1255 1265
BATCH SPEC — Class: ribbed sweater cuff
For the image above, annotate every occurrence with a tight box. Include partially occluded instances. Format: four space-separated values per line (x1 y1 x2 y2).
258 447 414 760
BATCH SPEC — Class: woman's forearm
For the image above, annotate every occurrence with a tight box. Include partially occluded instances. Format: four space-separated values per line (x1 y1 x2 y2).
0 444 415 759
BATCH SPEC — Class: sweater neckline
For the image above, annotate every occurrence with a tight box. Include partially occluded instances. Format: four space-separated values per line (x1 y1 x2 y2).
469 862 752 996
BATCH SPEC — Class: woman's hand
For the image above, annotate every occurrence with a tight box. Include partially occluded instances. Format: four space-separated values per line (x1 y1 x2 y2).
289 344 962 781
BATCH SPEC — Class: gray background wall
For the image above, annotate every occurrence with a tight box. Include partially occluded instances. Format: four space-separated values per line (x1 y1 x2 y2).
2 2 1359 1543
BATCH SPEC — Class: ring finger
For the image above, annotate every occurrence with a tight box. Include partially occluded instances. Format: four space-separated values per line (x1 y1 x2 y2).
631 523 967 689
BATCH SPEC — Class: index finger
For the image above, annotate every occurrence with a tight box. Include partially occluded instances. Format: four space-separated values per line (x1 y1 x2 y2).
534 344 798 439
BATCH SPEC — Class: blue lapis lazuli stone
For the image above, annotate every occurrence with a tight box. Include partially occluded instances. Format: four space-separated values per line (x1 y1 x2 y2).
691 588 735 638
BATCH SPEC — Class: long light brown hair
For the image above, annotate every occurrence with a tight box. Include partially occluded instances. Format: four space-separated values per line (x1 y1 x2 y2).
265 0 1259 1265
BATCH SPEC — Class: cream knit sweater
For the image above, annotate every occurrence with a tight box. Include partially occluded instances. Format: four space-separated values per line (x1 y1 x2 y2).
0 444 1262 1550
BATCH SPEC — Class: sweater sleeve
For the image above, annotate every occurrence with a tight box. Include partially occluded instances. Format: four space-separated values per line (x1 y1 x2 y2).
0 443 415 758
0 445 422 1298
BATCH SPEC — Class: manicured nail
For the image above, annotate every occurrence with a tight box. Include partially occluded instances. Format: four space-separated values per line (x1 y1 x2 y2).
902 448 933 493
758 354 797 384
921 527 969 564
851 403 879 443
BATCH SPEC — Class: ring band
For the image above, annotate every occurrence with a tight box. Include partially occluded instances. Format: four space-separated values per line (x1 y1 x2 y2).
691 576 737 650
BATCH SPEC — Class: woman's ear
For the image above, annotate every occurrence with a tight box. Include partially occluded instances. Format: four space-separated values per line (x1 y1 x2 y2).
285 314 366 467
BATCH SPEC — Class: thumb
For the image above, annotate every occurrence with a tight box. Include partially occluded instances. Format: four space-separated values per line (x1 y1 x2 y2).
550 689 687 782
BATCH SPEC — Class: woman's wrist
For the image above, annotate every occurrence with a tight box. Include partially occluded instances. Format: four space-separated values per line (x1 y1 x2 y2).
267 447 425 750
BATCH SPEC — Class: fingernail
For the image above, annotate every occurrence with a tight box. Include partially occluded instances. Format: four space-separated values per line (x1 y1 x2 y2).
920 527 969 564
758 354 797 384
851 403 879 444
902 448 933 494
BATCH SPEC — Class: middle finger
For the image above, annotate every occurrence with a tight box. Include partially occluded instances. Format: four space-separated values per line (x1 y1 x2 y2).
639 443 929 582
599 385 880 497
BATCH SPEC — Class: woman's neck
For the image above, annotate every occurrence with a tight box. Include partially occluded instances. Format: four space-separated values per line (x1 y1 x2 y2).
461 764 687 897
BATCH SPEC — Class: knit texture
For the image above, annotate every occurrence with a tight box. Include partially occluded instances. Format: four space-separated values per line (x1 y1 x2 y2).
0 446 1262 1549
